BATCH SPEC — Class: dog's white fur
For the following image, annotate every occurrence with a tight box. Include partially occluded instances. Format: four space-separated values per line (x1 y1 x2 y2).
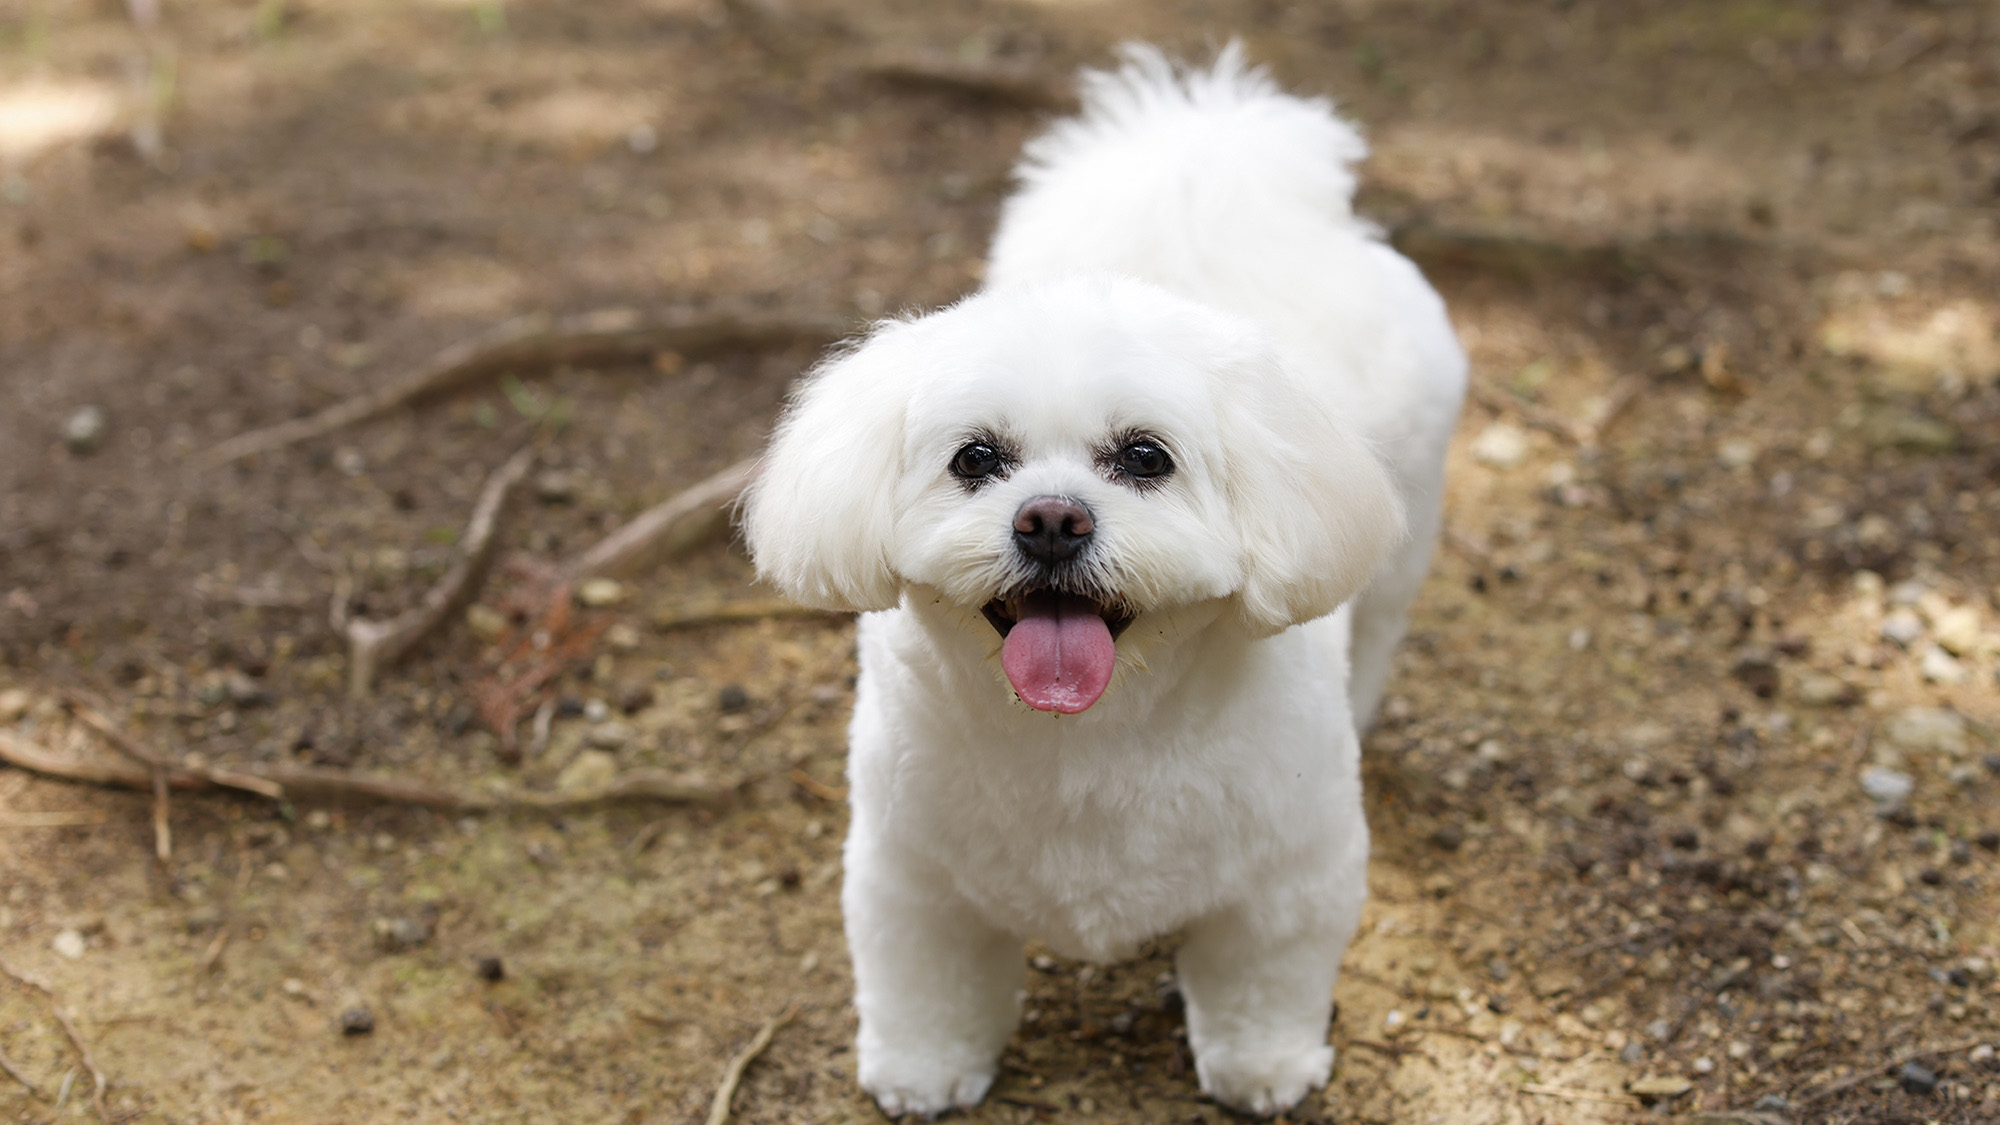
744 45 1465 1118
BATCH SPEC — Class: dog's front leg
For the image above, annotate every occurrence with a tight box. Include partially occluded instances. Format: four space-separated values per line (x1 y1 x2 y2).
1175 889 1362 1117
845 838 1021 1118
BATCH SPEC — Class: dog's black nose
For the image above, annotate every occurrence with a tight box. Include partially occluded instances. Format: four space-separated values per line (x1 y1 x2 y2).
1013 496 1094 566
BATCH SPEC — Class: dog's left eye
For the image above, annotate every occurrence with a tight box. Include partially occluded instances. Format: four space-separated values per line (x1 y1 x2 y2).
950 442 1005 481
1114 441 1173 480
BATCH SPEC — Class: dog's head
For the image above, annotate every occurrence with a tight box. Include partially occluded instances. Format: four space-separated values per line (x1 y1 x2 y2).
743 274 1403 712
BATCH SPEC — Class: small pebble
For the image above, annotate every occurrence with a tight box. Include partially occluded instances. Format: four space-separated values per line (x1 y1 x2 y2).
1471 422 1530 469
339 1006 375 1036
1860 767 1913 804
575 578 625 607
1880 609 1925 647
583 698 610 723
586 722 630 750
62 405 106 453
1430 824 1465 851
1920 645 1968 684
1618 1041 1644 1064
51 929 86 960
1899 1061 1938 1095
532 469 578 504
1692 1056 1715 1075
717 684 750 713
1969 1044 1994 1066
1883 708 1971 756
373 916 431 952
1486 957 1511 982
464 604 508 640
475 956 506 983
1383 1009 1406 1032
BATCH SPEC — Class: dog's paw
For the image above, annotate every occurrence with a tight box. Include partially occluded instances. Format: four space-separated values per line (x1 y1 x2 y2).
861 1062 994 1119
1194 1042 1333 1117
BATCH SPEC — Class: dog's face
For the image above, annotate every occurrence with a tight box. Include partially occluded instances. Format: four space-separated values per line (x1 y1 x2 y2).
744 275 1403 712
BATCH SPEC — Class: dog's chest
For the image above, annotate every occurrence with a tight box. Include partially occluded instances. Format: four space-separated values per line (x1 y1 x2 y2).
888 739 1289 961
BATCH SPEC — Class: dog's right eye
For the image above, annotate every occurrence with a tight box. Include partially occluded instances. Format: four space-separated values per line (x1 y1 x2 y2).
949 442 1005 482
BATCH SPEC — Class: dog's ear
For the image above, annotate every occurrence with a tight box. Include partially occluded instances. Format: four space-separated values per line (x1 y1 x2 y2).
742 327 913 613
1221 361 1406 636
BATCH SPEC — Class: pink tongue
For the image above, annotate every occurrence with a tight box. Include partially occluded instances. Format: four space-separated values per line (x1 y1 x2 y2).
1001 592 1116 714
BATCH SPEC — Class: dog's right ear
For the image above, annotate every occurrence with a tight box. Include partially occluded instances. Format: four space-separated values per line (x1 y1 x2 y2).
742 326 912 613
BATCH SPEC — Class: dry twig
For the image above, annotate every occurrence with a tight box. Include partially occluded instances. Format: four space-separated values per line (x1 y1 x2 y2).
559 457 758 582
61 693 283 800
200 305 848 467
0 810 108 828
0 729 729 810
860 50 1074 111
0 960 108 1122
705 1002 799 1125
1519 1083 1637 1106
336 445 536 698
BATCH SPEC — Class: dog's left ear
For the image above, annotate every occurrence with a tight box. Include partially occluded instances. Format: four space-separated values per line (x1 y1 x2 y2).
741 326 915 613
1221 361 1406 636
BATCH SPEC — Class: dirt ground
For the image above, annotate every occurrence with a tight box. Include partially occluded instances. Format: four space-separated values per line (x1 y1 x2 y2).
3 1 1999 1122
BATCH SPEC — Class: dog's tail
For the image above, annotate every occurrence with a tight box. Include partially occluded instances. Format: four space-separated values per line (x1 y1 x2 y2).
986 43 1373 287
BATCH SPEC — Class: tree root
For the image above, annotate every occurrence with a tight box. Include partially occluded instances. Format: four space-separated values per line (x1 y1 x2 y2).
0 729 731 811
199 305 848 467
334 445 537 698
558 457 758 582
859 50 1075 111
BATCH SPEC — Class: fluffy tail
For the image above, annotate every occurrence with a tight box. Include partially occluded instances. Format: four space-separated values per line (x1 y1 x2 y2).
986 43 1373 287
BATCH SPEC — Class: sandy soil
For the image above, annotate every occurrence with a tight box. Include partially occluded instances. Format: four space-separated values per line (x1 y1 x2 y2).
3 1 1999 1123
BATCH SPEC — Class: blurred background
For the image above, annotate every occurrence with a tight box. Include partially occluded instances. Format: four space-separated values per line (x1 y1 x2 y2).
1 1 1997 1122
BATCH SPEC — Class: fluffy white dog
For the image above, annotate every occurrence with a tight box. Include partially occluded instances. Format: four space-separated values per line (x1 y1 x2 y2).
744 45 1465 1118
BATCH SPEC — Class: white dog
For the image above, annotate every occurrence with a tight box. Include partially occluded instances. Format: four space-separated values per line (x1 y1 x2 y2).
744 45 1464 1118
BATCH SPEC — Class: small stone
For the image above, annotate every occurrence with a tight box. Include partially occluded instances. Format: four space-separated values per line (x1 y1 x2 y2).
616 685 654 714
1969 1044 1994 1066
1978 830 2000 852
1486 957 1511 982
1471 422 1530 469
0 687 30 724
464 604 508 641
1860 767 1913 804
583 697 610 723
556 749 619 792
1753 1095 1791 1111
605 622 642 651
62 405 106 453
1921 646 1968 684
575 578 625 607
586 722 631 750
1627 1075 1693 1100
1383 1009 1406 1032
1692 1056 1715 1075
1430 824 1465 851
1899 1061 1938 1095
223 669 271 708
1930 606 1983 656
1794 671 1857 707
475 956 505 983
373 916 431 952
717 684 750 713
339 1006 375 1036
51 929 86 960
1618 1041 1645 1064
532 469 578 504
1881 609 1925 647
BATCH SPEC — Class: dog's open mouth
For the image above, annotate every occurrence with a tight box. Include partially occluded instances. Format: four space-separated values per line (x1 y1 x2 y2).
981 590 1134 715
